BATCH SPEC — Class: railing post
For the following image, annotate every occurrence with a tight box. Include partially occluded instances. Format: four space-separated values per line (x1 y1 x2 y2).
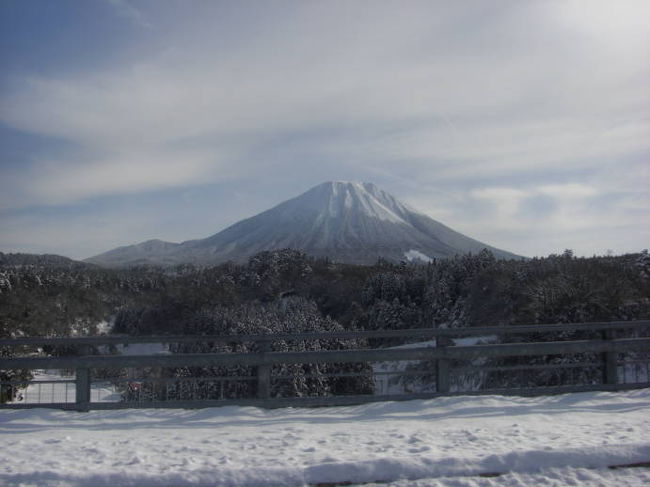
75 367 91 411
257 339 271 400
436 334 451 394
602 329 618 385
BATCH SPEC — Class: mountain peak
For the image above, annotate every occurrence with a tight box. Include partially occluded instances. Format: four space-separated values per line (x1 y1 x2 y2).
320 180 377 190
298 181 411 225
315 181 385 199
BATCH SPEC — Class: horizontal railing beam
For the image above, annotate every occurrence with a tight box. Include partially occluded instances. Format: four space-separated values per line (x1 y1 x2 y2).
2 337 649 370
1 320 649 348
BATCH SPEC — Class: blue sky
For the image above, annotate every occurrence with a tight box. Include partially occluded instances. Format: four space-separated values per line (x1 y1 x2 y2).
1 0 648 259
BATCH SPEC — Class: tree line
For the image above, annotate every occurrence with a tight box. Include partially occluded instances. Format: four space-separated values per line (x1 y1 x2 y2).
2 248 649 339
2 248 649 400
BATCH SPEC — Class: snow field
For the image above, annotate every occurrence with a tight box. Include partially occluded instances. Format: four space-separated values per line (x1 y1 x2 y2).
10 371 122 405
1 389 650 486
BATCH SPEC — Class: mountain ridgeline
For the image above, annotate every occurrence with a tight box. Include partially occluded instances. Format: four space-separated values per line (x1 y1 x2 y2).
86 181 521 267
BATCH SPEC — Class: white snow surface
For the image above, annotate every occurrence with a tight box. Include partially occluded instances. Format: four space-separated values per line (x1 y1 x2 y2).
2 389 650 486
374 337 497 396
317 181 411 224
8 371 121 405
404 249 433 263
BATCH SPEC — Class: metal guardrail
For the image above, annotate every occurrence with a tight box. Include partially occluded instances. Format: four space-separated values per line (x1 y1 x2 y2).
1 320 649 411
2 320 648 347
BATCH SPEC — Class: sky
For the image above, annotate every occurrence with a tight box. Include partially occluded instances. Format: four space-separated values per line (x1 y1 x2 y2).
0 0 648 260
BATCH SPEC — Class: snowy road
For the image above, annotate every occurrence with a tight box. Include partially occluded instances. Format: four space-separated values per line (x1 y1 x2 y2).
1 390 650 486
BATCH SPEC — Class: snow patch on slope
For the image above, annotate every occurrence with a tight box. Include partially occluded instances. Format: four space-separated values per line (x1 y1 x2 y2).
404 249 433 263
316 181 409 224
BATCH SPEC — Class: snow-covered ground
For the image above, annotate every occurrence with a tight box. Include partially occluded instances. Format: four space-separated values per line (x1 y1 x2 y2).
9 342 170 406
373 337 496 395
9 371 121 405
2 389 650 486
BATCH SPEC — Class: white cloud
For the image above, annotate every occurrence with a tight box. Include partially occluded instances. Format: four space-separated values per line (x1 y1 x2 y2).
27 152 219 204
0 146 241 209
406 178 648 257
0 1 648 257
536 184 597 199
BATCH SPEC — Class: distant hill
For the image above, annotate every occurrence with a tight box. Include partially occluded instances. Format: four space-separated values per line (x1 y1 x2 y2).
87 181 523 267
83 239 182 268
0 252 89 268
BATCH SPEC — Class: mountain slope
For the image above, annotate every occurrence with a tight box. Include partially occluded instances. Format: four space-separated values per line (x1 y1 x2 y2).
84 239 181 267
86 181 522 267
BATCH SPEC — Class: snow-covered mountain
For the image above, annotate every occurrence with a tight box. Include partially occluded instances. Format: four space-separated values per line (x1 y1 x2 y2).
86 181 522 267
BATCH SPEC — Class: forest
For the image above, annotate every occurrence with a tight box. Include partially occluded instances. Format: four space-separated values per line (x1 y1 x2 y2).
2 248 649 339
2 248 650 400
